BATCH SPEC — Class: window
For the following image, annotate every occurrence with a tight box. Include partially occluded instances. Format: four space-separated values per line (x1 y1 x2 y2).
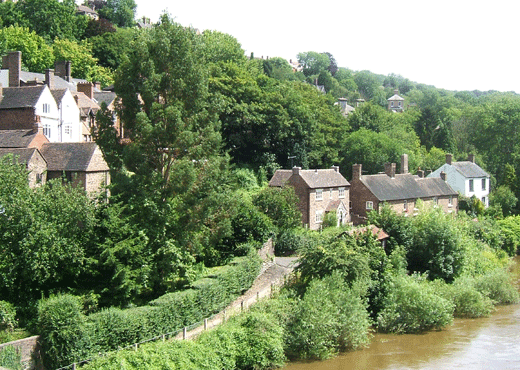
433 197 438 204
398 101 402 107
482 196 486 204
482 178 486 191
469 179 474 192
391 101 394 107
339 187 345 198
349 201 352 209
42 103 50 113
43 124 51 138
316 189 323 201
315 210 323 223
449 196 453 207
64 124 72 139
366 201 373 210
403 200 408 211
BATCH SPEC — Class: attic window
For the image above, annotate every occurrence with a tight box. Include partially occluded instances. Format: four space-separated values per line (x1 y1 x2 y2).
316 189 323 201
43 103 51 113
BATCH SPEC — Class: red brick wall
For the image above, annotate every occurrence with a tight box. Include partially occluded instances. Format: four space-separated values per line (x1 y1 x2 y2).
288 175 310 227
350 178 379 225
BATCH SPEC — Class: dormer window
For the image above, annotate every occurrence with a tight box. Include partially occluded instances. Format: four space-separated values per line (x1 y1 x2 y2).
316 189 323 201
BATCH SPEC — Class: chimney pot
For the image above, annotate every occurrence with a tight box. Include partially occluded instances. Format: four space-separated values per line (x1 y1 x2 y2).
440 171 447 181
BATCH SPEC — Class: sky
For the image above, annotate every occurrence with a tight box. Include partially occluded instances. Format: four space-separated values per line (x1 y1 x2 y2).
134 0 520 93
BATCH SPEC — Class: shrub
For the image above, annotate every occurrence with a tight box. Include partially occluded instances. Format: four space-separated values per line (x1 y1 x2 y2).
0 301 16 332
0 345 21 370
285 272 371 360
474 268 519 305
37 294 90 369
275 228 310 256
376 275 454 334
497 216 520 256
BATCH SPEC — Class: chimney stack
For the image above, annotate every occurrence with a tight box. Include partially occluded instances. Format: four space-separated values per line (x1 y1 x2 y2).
446 153 452 165
468 154 475 163
331 165 339 173
77 82 94 99
384 163 396 178
3 51 21 87
352 164 362 180
394 89 399 95
55 60 72 82
400 154 408 174
440 171 447 181
45 69 54 89
292 166 301 176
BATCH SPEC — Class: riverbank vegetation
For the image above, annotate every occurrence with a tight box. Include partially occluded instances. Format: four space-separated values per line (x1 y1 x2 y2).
2 4 520 369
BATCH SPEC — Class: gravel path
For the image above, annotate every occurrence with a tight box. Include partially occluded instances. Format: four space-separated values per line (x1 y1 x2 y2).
177 256 298 340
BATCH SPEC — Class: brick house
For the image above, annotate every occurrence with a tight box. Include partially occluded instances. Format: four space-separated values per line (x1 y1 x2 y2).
269 166 350 230
350 154 458 224
40 142 110 197
428 154 490 207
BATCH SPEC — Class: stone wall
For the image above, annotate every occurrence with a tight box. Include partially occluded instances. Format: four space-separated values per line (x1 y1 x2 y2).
0 336 42 370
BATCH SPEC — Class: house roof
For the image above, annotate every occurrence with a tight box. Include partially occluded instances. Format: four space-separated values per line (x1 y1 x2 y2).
77 4 98 15
0 86 46 109
40 142 109 172
360 173 457 201
343 225 389 241
326 199 347 212
268 170 293 187
0 148 42 165
94 91 117 107
51 89 68 103
451 161 489 178
0 129 42 148
297 169 350 188
72 91 101 117
388 93 404 101
19 71 93 92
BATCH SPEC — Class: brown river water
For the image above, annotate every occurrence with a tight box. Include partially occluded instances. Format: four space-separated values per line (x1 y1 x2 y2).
285 257 520 370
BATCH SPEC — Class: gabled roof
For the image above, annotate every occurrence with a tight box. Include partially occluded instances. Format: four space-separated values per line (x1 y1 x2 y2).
51 89 68 103
40 142 109 172
0 148 43 165
297 169 350 189
94 91 117 107
388 93 404 101
0 129 41 148
0 86 47 109
268 170 292 187
72 91 101 117
360 173 457 201
19 71 92 92
342 225 389 241
451 161 489 178
326 199 347 212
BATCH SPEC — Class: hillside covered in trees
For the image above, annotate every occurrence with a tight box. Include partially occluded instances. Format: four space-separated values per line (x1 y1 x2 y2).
1 2 520 368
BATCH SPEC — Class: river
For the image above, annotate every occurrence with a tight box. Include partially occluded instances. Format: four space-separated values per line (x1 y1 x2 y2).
285 257 520 370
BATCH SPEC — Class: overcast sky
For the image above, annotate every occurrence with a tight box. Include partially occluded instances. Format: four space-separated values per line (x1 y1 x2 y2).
135 0 520 93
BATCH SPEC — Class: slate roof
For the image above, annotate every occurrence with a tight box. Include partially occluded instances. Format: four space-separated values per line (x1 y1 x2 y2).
268 170 292 187
94 91 117 107
451 161 489 178
298 169 350 188
388 93 404 101
72 91 100 117
51 89 68 104
40 142 109 172
0 148 41 165
0 86 46 109
360 173 457 201
19 71 92 92
0 130 39 148
326 199 346 212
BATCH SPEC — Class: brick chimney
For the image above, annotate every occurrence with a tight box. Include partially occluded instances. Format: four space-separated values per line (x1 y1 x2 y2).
331 165 339 173
468 153 475 163
77 82 94 99
440 171 447 181
446 153 452 165
45 69 54 89
384 163 396 178
352 164 362 180
3 51 21 87
292 166 301 176
55 60 72 82
400 154 408 174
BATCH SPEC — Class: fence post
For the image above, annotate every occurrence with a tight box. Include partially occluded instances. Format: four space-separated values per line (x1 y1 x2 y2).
134 343 138 351
183 327 187 340
204 318 208 330
241 300 244 311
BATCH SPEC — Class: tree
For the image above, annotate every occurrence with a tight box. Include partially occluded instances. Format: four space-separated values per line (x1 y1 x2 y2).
253 186 302 231
297 51 330 77
89 27 136 70
0 26 53 72
202 30 246 65
16 0 88 41
98 0 137 28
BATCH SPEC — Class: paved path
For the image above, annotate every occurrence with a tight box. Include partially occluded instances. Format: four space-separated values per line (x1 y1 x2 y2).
176 256 298 340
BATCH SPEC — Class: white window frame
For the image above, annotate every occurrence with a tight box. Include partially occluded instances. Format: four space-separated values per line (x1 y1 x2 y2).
43 124 51 138
43 103 50 113
316 189 323 201
339 187 345 199
64 124 72 139
482 178 486 191
469 179 474 192
448 195 453 207
315 210 323 223
366 201 373 210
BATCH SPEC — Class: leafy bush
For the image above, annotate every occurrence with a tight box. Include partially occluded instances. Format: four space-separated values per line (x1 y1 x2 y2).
0 345 21 370
474 268 519 305
37 294 91 370
497 215 520 256
0 301 16 332
285 272 371 360
450 281 495 318
275 228 310 256
376 275 454 334
253 186 302 231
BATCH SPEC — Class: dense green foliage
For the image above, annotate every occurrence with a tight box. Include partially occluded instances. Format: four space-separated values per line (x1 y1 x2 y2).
0 345 21 370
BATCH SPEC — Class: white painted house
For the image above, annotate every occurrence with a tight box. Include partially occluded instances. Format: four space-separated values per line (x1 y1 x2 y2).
428 154 490 207
51 89 82 142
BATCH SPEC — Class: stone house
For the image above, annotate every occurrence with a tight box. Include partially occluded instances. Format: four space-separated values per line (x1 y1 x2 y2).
350 154 458 224
0 148 47 188
40 142 110 197
269 166 350 230
428 154 490 207
387 89 405 112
